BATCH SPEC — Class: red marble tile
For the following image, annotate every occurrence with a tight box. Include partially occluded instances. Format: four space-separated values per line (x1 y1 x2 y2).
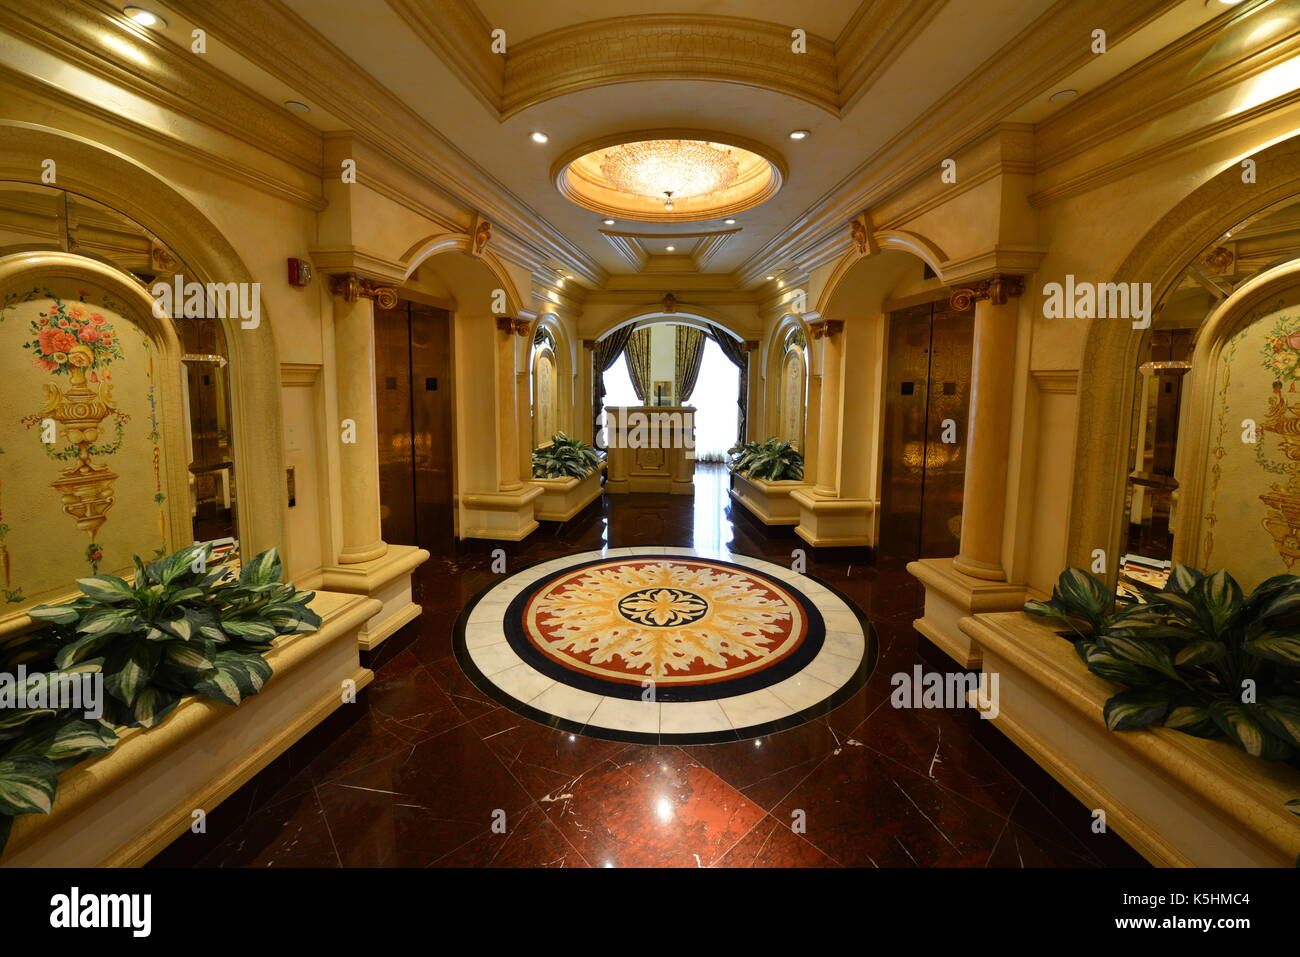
471 708 629 802
198 790 338 868
432 804 587 868
772 745 1010 867
714 815 840 868
541 745 766 867
986 823 1102 868
315 722 532 867
688 721 841 810
425 654 501 722
853 693 1023 816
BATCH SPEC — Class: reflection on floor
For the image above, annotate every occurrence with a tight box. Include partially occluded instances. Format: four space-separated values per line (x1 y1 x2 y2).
158 465 1147 868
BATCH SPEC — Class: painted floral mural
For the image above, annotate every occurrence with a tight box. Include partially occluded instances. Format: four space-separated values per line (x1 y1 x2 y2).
1257 312 1300 568
0 282 167 613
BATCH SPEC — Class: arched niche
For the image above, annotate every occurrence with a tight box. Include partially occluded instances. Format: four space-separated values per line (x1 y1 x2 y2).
766 316 809 450
1169 257 1300 586
0 252 191 627
1070 132 1300 577
531 336 559 448
0 123 285 566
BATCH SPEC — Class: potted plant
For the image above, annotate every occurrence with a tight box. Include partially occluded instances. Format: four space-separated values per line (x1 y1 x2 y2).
0 542 320 852
531 431 599 479
729 437 804 482
531 432 604 521
1024 565 1300 762
727 438 806 526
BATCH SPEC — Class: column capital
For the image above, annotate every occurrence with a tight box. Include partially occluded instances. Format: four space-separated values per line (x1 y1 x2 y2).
581 338 598 350
496 316 530 336
744 339 760 352
328 272 398 309
949 274 1025 312
809 319 844 340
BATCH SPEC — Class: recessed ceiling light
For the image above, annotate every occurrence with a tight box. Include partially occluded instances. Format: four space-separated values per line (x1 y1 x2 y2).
765 275 775 281
565 274 574 280
789 130 810 140
530 131 549 144
724 219 736 225
1049 89 1078 103
284 100 311 113
666 245 675 252
123 6 166 27
602 219 615 226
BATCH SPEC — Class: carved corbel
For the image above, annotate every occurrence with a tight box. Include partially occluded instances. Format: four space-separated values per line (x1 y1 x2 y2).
472 216 492 256
949 274 1025 311
496 316 529 337
849 213 876 256
809 319 844 340
328 272 398 309
662 292 679 314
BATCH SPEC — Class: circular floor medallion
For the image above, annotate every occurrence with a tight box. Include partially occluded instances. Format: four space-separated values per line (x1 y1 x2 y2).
454 549 874 744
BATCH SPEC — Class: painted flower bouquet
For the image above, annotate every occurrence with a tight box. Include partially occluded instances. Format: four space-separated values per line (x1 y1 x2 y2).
1261 314 1300 387
22 295 123 377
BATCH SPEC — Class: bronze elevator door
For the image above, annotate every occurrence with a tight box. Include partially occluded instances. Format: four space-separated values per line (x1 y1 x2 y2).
374 301 454 554
878 301 973 562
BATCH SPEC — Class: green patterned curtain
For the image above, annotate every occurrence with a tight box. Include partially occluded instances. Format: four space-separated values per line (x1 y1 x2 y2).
675 325 706 402
708 324 749 441
624 327 653 403
592 324 634 436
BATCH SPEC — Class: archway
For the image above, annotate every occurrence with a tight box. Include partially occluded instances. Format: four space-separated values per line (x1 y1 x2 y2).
1070 132 1300 578
0 123 286 568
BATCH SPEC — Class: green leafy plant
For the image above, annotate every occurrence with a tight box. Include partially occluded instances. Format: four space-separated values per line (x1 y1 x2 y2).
729 437 804 482
532 431 600 479
1025 565 1300 762
0 543 319 853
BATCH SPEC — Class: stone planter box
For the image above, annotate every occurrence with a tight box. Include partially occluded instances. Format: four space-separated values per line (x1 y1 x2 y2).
962 611 1300 867
729 471 804 526
532 462 605 522
0 590 380 867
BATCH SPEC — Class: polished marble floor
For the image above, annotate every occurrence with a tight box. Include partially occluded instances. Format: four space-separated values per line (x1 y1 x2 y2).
165 465 1147 868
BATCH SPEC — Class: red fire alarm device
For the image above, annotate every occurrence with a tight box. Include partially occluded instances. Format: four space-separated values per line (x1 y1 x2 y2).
287 258 313 287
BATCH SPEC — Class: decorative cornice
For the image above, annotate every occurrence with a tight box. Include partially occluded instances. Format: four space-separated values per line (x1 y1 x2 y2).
0 2 322 176
392 2 947 120
505 15 837 118
166 0 605 287
328 272 399 309
948 275 1025 311
1034 0 1295 174
736 0 1183 286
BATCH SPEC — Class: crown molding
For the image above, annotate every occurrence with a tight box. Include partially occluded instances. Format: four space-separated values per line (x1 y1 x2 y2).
0 66 327 212
735 0 1183 287
165 0 606 288
0 1 323 176
598 227 740 273
391 1 945 120
385 0 503 114
503 14 837 118
835 0 949 113
1034 0 1293 173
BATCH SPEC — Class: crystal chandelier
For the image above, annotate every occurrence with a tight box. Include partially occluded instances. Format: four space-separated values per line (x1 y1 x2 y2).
599 140 740 201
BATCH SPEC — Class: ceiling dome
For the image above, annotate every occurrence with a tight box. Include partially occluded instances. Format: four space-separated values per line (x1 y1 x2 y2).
553 130 785 223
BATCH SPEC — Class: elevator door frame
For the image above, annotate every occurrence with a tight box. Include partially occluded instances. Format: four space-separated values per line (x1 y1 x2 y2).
878 296 974 563
373 295 458 553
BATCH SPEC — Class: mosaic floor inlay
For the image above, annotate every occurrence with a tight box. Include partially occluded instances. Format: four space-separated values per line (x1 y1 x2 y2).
453 548 875 743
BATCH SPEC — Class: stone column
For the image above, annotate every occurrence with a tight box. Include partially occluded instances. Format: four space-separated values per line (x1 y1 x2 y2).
328 273 393 564
803 370 822 487
950 276 1024 581
580 339 596 444
496 317 525 492
812 320 844 496
744 340 761 441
